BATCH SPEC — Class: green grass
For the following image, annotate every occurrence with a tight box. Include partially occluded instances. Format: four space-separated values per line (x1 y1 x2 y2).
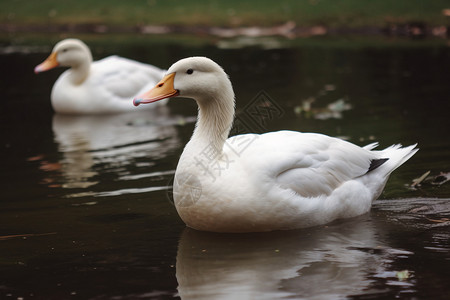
1 0 450 28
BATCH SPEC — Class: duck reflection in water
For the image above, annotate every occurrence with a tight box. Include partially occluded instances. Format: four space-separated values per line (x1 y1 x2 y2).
35 108 189 195
175 215 413 300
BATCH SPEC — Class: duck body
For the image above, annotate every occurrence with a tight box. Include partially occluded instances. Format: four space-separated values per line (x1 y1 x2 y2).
51 55 166 114
35 39 166 114
174 131 416 232
134 56 418 233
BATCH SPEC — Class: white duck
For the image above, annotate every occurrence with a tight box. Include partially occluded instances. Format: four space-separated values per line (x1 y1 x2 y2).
35 38 166 114
134 56 418 233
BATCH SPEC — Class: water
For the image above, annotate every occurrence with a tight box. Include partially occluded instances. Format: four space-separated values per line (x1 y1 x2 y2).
1 35 449 299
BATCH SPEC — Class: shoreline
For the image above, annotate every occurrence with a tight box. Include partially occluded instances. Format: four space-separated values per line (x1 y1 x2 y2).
1 21 449 39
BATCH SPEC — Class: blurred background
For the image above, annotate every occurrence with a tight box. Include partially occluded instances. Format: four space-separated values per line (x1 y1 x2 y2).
1 1 450 300
1 0 450 34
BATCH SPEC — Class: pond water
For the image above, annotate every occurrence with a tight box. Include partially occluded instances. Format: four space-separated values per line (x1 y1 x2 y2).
0 35 449 299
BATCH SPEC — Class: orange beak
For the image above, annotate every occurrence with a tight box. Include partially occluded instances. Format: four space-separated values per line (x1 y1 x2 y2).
34 52 59 74
133 73 179 106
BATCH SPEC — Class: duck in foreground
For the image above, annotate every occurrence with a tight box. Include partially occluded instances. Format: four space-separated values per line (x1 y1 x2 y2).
35 38 166 114
134 57 418 233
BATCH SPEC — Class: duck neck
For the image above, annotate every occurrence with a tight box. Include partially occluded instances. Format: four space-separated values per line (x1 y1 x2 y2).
191 90 235 155
67 55 92 85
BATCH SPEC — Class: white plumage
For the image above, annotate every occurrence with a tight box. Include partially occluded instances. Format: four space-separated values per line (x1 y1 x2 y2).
35 39 166 114
134 56 418 233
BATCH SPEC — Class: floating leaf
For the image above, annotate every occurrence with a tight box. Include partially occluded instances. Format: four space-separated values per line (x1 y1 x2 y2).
396 270 411 281
411 170 431 187
426 217 450 223
409 171 450 189
27 154 44 161
327 98 352 113
431 172 450 186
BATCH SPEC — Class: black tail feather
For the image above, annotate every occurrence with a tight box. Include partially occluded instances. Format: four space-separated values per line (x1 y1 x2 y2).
367 158 389 173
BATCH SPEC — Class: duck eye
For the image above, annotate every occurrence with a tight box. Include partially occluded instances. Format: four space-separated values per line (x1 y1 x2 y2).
62 48 68 53
186 69 194 75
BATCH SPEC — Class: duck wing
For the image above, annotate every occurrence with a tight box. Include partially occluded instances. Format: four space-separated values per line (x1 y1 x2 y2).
92 56 166 99
232 131 380 198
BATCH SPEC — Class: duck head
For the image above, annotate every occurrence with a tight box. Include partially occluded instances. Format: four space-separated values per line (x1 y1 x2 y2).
134 56 236 150
133 56 234 106
34 38 93 73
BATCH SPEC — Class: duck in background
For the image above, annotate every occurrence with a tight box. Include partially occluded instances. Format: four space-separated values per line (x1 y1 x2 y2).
133 56 418 233
35 38 166 114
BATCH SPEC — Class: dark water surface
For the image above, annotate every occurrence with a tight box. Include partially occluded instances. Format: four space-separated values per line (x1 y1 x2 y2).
1 35 449 299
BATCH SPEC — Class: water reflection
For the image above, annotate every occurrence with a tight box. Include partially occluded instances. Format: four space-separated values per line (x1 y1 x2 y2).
375 198 450 253
40 107 191 196
176 215 414 300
